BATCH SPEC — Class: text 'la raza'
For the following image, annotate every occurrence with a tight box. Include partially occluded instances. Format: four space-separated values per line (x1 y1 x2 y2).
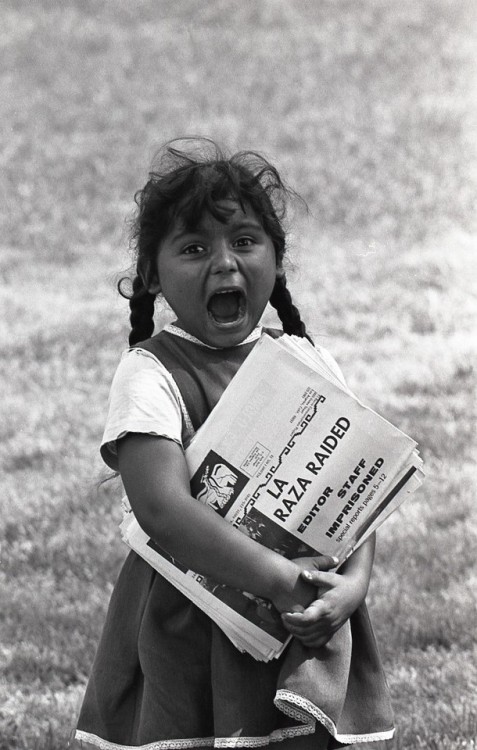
267 417 350 522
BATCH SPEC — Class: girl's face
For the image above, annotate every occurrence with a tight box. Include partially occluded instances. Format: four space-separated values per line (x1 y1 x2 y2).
149 201 279 348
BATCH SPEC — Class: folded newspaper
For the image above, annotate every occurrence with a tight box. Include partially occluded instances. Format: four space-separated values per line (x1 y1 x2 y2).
121 334 424 661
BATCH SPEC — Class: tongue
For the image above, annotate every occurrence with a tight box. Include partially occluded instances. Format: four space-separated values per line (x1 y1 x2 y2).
208 292 241 322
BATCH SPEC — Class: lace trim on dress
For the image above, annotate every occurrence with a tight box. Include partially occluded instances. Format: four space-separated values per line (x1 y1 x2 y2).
73 731 214 749
164 324 263 349
274 690 395 745
74 722 314 750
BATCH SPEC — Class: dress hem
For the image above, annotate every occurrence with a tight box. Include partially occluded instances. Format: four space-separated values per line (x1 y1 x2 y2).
74 721 314 750
275 689 395 744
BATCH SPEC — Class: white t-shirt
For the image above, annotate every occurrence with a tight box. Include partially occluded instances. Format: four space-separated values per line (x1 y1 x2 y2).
100 332 346 472
100 347 193 471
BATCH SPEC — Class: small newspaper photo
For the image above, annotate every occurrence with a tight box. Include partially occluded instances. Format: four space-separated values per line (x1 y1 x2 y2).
121 334 425 661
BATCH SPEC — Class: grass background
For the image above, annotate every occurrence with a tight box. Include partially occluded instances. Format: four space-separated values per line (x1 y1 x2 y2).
1 1 476 748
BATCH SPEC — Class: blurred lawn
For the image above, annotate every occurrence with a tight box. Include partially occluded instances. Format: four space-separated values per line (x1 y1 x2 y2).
1 1 476 748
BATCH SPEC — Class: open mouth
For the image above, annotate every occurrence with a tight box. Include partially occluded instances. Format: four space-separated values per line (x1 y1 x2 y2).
207 290 246 325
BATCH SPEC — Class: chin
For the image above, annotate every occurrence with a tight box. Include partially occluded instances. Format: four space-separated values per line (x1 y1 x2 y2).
205 316 255 347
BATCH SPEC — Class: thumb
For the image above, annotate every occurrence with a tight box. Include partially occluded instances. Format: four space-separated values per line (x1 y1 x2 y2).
311 555 340 572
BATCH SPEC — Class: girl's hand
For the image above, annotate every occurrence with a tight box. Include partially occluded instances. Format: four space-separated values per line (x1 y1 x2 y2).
268 555 339 615
281 537 376 648
280 569 363 648
269 568 317 615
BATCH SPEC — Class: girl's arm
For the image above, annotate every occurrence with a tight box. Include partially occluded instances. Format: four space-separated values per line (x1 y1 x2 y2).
281 535 376 647
117 433 316 614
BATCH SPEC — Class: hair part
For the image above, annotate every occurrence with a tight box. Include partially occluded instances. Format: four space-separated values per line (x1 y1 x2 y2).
120 137 311 346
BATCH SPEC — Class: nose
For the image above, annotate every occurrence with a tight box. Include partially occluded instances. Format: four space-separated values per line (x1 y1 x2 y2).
210 240 238 274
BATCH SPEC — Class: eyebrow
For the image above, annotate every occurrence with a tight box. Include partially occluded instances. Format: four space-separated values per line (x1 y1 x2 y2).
232 219 264 231
168 219 264 243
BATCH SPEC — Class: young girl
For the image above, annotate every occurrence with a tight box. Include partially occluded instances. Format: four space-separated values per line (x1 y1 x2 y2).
72 139 394 750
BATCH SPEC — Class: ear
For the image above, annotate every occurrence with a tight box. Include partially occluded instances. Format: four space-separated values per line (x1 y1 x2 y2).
141 264 161 295
147 277 161 295
276 264 285 280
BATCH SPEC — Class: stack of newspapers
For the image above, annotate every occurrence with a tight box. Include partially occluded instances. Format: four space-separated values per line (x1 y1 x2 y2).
120 334 424 661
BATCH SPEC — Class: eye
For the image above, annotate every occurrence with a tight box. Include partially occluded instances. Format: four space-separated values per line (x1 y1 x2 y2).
234 236 255 248
182 243 207 255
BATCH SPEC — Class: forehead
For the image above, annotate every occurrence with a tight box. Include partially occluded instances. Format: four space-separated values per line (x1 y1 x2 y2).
171 200 263 236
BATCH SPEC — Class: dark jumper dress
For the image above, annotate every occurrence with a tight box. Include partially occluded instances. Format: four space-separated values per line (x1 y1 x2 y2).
73 329 394 749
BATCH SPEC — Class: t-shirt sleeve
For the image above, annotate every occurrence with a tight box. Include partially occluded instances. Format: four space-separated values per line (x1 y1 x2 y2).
100 348 185 471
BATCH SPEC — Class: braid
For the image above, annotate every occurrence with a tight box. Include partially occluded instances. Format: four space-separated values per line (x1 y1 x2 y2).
128 275 156 346
269 275 313 344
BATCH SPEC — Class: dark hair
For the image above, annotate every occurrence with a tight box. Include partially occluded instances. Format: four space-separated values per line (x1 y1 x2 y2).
121 137 311 345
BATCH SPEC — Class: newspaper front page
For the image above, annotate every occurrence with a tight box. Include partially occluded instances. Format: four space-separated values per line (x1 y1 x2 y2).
121 335 424 660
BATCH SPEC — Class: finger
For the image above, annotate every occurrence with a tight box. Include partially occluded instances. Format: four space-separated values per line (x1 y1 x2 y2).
282 600 326 623
287 604 306 614
311 555 340 571
281 617 329 638
281 601 328 632
281 612 306 629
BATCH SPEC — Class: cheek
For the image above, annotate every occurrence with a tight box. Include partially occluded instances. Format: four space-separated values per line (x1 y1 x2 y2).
262 252 280 295
248 262 278 313
265 267 278 296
